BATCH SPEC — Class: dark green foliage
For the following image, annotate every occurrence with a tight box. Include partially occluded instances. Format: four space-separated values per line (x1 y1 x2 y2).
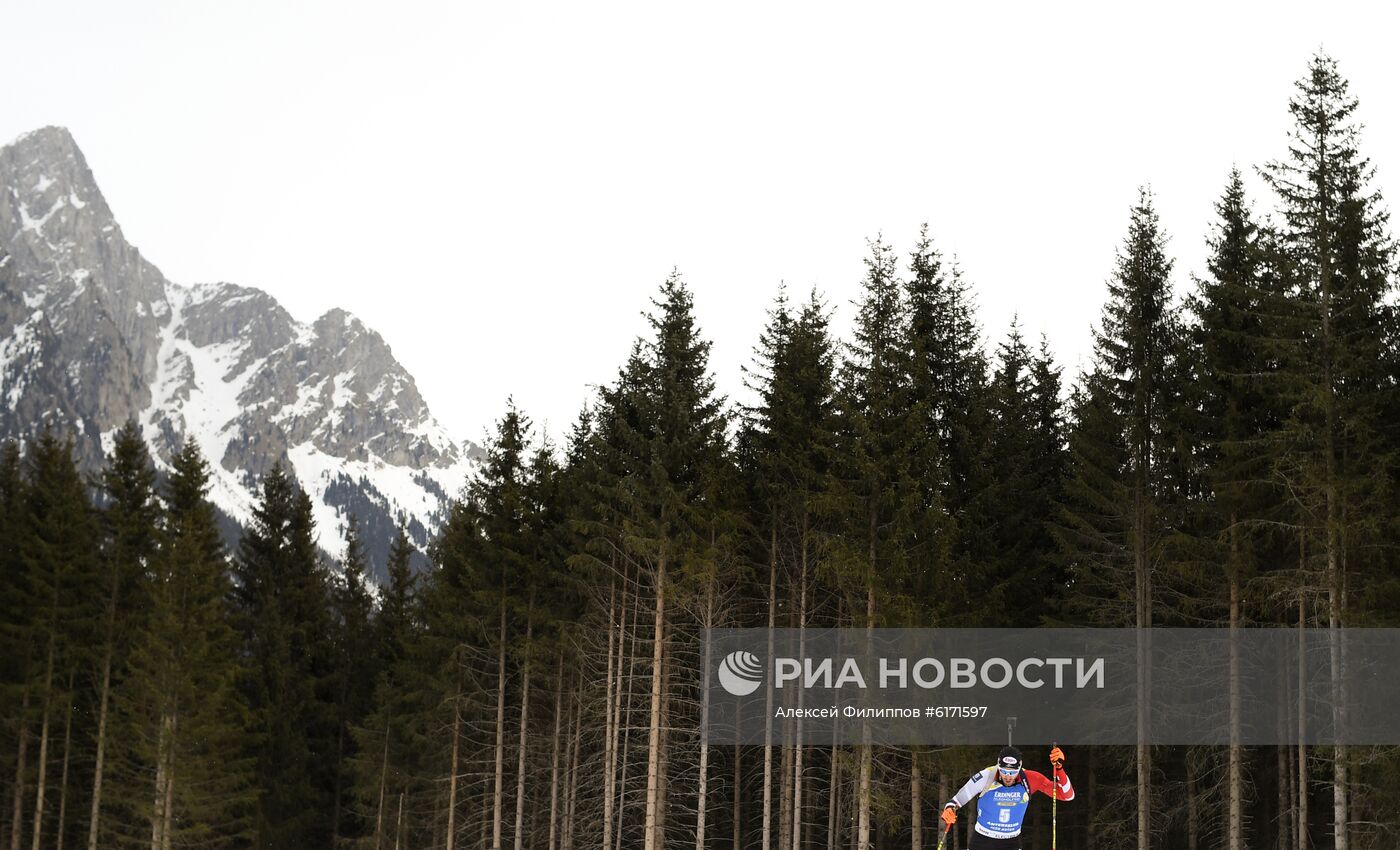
827 238 926 626
598 272 728 581
0 438 28 739
329 518 378 844
377 525 418 668
1178 171 1292 620
233 464 338 850
1260 52 1397 622
2 48 1399 850
974 323 1069 625
1057 190 1186 628
88 422 160 848
905 227 992 581
742 286 839 621
116 440 255 849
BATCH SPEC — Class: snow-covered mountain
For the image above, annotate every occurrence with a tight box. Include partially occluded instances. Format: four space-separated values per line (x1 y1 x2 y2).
0 126 480 577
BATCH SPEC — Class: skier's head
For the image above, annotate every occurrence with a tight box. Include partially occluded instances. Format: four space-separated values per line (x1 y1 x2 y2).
996 746 1023 785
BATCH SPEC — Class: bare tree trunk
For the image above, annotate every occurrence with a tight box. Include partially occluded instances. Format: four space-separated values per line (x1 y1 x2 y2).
550 651 565 850
1135 492 1151 850
792 525 808 850
779 732 793 850
9 686 30 850
791 704 804 850
1328 554 1347 850
87 595 118 850
602 577 619 850
657 656 671 843
615 590 640 850
149 711 176 850
849 764 859 850
447 693 462 850
697 577 715 850
494 597 508 850
610 573 632 850
734 744 743 850
827 748 840 850
1229 559 1242 850
1297 588 1308 850
643 553 667 850
909 753 921 850
1278 639 1294 850
564 689 582 850
1186 758 1199 850
829 604 845 850
1316 224 1348 850
374 719 390 850
1279 738 1292 850
29 643 54 850
393 791 404 850
149 717 167 850
854 740 870 850
53 682 74 850
160 717 174 850
513 609 534 850
857 542 875 850
764 519 777 850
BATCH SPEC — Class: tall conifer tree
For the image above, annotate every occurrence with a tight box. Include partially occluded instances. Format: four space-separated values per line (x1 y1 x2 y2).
1058 191 1184 850
120 441 255 850
1260 53 1397 850
234 464 337 850
88 422 159 850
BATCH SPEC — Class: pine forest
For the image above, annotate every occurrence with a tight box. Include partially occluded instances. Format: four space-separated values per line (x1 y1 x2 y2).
2 52 1399 850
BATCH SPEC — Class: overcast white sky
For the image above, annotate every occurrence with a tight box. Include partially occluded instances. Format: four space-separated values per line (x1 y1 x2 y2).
5 2 1399 446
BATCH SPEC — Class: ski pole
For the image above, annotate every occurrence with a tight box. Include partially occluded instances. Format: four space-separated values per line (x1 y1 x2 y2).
1051 741 1058 850
935 819 953 850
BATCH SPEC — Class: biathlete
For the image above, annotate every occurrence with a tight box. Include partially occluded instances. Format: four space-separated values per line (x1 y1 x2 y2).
940 745 1072 849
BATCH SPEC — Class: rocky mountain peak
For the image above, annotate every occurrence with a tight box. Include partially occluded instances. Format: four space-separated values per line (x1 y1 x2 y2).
0 127 479 577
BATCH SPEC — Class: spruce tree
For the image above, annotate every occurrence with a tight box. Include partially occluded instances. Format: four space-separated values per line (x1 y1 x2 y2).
904 226 991 585
1057 190 1184 850
377 526 418 670
119 440 255 850
829 238 929 849
17 431 100 850
0 440 30 850
410 403 538 850
975 322 1068 625
1259 53 1397 850
349 524 422 850
330 518 377 847
741 285 840 850
233 464 337 850
627 273 726 850
88 422 159 850
1181 170 1290 850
